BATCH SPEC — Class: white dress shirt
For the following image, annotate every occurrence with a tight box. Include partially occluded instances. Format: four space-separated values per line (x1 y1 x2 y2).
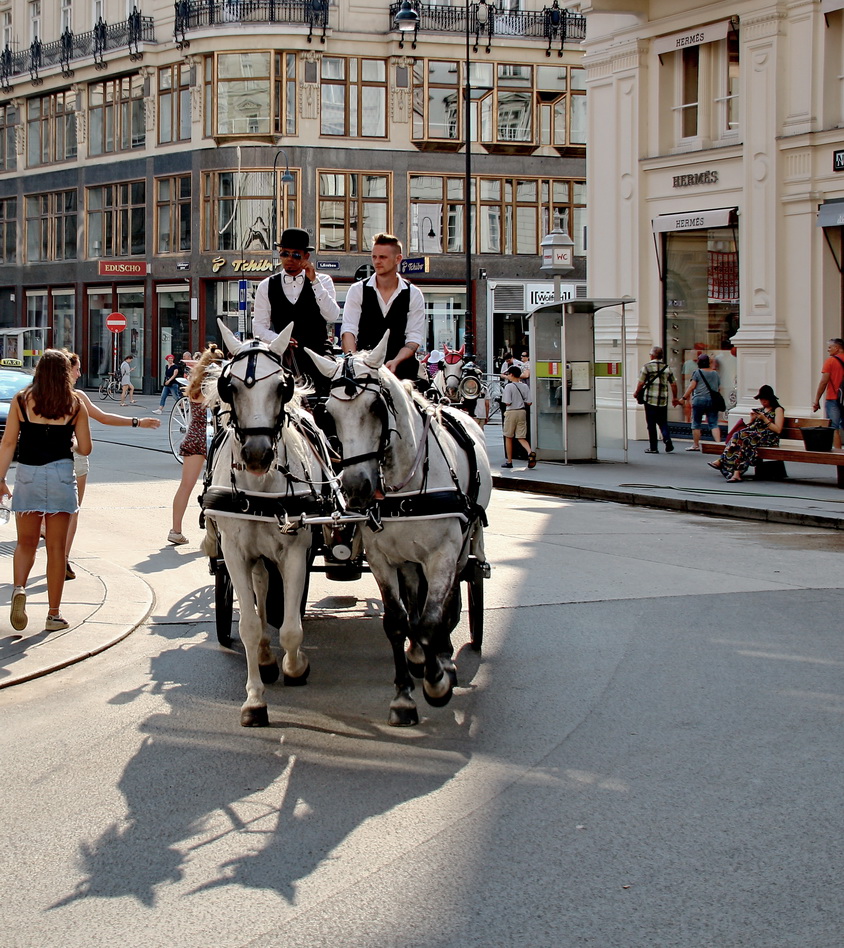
341 275 426 348
252 271 340 343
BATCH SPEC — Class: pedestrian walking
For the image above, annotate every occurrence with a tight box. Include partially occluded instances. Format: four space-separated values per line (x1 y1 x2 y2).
501 365 536 469
154 354 182 414
168 345 224 545
119 353 136 405
0 349 92 632
811 337 844 448
680 354 723 451
633 346 680 453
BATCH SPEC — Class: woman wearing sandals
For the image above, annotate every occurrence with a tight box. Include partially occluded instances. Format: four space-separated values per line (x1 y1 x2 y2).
680 354 723 451
708 385 784 483
0 349 92 632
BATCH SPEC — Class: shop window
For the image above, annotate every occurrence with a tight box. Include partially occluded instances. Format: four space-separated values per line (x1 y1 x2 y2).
318 172 390 252
320 57 387 138
0 197 16 263
211 51 294 139
52 289 75 353
87 181 146 258
88 74 145 156
27 90 77 166
202 169 299 253
156 175 191 254
0 104 17 172
25 189 77 262
158 63 192 145
409 173 585 256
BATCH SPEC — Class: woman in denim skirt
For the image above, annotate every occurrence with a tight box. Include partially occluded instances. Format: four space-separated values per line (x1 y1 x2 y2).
0 350 92 632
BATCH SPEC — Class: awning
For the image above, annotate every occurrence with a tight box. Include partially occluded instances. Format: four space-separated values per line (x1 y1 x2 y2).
653 20 731 56
817 200 844 228
652 207 737 233
822 0 844 14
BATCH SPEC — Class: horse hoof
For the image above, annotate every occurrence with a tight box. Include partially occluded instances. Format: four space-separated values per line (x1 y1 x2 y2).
283 663 310 686
423 674 454 708
388 703 419 727
241 705 269 727
469 641 482 653
406 658 425 679
259 662 280 684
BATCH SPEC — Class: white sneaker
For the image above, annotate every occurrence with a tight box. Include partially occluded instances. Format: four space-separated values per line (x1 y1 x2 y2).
10 586 27 631
168 529 188 545
153 408 163 414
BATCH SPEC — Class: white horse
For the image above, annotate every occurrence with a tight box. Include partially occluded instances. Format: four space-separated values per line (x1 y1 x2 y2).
308 334 492 727
431 343 464 401
205 320 335 727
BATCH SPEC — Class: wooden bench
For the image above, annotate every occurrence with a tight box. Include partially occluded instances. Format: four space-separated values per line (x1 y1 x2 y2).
700 416 844 488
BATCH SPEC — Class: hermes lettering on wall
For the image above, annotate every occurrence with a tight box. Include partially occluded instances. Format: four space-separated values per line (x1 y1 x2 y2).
672 171 719 188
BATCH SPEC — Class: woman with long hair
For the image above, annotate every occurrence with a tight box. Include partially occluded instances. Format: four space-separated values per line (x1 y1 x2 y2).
63 351 160 579
708 385 784 483
168 345 224 545
0 349 92 632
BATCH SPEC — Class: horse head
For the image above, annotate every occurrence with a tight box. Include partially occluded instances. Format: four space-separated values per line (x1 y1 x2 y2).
308 332 394 509
217 318 295 475
438 344 465 400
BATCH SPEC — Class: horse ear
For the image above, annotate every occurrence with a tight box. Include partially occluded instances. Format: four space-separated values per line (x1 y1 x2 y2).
217 318 241 356
269 323 293 358
443 344 451 355
363 331 390 369
458 344 465 357
304 348 338 378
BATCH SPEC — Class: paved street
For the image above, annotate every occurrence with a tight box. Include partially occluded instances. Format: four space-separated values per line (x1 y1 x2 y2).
1 401 843 947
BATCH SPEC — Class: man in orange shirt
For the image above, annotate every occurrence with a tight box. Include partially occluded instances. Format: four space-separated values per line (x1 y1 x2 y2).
812 337 844 448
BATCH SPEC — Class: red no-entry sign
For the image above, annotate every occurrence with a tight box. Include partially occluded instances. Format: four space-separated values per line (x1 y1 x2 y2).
106 312 127 333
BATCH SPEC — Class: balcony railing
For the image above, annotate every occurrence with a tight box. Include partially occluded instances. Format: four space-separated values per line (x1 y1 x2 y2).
174 0 330 46
387 2 585 51
0 15 155 90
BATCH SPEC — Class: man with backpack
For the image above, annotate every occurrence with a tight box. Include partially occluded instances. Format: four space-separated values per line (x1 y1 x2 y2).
633 346 680 454
812 337 844 448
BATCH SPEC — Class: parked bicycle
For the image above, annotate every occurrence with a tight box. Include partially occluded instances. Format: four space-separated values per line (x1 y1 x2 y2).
98 371 121 400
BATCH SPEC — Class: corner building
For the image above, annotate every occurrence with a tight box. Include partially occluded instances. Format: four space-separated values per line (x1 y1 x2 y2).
0 0 587 391
580 0 844 434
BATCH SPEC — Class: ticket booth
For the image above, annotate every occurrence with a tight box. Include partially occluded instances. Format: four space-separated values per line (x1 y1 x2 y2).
527 298 633 463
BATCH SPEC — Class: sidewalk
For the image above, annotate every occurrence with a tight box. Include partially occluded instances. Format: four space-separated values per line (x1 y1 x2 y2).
4 400 844 691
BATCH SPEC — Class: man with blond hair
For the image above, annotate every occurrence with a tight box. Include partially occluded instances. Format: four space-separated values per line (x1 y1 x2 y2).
341 233 426 380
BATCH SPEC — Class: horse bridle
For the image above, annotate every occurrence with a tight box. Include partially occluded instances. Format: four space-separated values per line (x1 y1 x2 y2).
329 353 397 469
218 341 295 443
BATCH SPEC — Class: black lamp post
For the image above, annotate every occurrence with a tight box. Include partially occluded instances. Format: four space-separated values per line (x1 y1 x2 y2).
420 215 435 252
271 149 296 267
395 0 491 361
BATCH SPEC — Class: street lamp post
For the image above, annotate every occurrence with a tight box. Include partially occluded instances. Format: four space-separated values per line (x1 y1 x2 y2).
420 215 435 252
271 149 295 267
395 0 491 362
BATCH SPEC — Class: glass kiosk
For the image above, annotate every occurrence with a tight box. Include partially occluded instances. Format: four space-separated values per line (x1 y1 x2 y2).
527 298 633 463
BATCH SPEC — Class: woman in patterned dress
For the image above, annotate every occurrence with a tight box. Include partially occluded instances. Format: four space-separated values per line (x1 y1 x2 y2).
708 385 784 483
168 345 224 545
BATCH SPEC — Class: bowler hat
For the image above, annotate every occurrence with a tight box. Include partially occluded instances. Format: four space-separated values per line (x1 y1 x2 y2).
276 227 314 252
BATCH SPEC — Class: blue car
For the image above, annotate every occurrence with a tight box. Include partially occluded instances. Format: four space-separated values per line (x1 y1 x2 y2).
0 365 33 439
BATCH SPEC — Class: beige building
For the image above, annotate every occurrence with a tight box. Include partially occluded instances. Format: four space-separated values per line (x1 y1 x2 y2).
0 0 587 390
580 0 844 437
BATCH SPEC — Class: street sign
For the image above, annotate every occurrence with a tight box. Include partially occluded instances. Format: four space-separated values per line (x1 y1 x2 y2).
238 279 248 311
317 261 340 270
354 264 375 282
106 312 127 333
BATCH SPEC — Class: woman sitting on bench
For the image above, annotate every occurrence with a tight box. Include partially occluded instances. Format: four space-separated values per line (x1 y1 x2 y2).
708 385 785 483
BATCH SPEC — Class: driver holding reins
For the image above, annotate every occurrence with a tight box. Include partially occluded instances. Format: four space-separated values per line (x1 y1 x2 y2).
340 233 426 381
252 227 340 396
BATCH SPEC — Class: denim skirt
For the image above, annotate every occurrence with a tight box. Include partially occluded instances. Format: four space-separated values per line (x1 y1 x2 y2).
11 459 78 515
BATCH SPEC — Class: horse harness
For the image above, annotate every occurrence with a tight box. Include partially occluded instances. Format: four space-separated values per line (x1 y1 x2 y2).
331 354 488 532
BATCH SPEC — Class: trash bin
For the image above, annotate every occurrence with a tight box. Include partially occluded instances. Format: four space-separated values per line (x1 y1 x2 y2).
800 427 834 451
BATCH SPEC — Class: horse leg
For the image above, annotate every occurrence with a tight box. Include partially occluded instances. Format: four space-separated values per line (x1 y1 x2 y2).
369 552 418 726
252 559 279 684
278 534 310 685
401 565 426 678
415 550 463 708
222 549 270 727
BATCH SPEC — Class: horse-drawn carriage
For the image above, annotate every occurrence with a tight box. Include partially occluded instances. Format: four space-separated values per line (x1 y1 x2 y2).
181 322 491 728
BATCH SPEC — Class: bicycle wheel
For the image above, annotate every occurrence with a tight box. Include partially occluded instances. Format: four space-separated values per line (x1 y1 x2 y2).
98 379 110 400
169 395 191 464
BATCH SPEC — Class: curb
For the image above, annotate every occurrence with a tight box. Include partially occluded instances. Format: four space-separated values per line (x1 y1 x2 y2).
491 474 844 531
0 555 154 690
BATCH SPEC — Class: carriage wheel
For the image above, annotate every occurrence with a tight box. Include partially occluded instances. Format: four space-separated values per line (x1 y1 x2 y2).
169 395 191 465
467 574 484 652
215 564 234 648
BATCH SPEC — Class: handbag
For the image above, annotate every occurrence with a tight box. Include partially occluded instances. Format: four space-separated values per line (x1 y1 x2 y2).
697 369 726 413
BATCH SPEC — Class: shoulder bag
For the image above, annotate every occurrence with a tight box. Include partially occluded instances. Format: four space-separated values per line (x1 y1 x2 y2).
697 369 726 413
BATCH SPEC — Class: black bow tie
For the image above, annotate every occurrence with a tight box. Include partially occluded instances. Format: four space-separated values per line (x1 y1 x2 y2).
283 273 304 285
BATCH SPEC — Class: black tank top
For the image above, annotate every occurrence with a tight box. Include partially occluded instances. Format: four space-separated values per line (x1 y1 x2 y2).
15 396 77 466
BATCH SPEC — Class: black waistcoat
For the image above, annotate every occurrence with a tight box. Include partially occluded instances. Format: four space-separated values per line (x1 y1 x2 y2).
357 284 417 380
266 275 333 392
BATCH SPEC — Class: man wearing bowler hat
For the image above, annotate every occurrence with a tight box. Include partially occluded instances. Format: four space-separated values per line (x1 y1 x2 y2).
252 227 340 395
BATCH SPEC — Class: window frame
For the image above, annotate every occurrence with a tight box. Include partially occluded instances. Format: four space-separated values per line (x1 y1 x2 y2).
319 56 388 139
158 63 192 145
26 90 77 167
88 73 146 157
317 170 391 252
0 196 16 264
208 50 296 140
155 175 192 255
86 180 146 258
25 188 77 262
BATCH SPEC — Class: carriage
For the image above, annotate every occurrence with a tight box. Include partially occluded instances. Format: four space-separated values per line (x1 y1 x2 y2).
173 324 490 727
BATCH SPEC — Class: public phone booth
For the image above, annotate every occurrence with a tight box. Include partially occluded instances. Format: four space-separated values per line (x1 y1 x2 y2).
527 298 633 463
0 327 46 370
